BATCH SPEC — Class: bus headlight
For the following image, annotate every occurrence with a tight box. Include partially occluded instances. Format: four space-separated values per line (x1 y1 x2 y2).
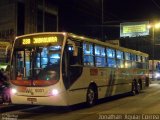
11 88 17 95
155 72 160 78
52 89 59 96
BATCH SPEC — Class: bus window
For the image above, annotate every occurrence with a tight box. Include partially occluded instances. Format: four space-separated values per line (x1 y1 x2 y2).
136 55 142 68
145 57 149 69
131 54 136 68
142 56 147 69
37 46 61 80
125 52 130 60
67 40 82 65
142 56 146 63
131 54 136 61
95 45 106 67
107 48 116 68
137 55 141 62
125 52 131 68
116 50 124 68
83 43 94 66
16 51 25 79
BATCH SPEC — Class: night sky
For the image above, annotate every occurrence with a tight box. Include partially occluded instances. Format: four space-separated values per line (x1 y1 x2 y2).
103 0 160 22
54 0 160 40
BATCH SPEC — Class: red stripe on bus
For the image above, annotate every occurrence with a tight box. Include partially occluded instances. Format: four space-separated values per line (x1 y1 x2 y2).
10 80 58 86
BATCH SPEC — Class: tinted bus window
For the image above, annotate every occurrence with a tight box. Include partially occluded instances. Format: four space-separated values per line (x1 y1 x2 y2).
142 56 146 62
125 52 131 60
107 48 115 58
83 43 94 66
131 54 136 68
116 50 123 59
131 54 136 61
95 45 106 67
116 50 124 68
125 52 131 68
137 55 141 62
107 48 116 68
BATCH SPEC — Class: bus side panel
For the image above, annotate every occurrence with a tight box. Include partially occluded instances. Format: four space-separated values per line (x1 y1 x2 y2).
67 67 91 105
67 67 133 105
97 68 132 98
66 67 148 105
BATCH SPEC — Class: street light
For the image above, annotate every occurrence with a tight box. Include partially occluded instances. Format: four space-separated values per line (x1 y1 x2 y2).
147 23 160 80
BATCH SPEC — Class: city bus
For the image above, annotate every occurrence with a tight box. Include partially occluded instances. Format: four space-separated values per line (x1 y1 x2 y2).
0 41 11 71
9 32 149 106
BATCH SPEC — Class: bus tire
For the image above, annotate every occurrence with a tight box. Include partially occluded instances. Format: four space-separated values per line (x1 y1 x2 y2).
145 77 150 87
86 85 97 107
136 82 140 94
138 79 142 90
131 81 136 96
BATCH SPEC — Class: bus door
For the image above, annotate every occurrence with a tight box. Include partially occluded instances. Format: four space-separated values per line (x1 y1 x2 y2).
62 39 83 89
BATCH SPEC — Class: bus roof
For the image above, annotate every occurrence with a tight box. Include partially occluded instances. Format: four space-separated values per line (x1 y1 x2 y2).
67 33 148 57
15 32 149 57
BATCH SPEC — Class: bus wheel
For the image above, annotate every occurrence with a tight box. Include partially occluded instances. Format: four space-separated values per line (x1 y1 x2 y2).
136 83 140 94
145 77 150 87
131 81 137 96
86 86 96 107
138 80 142 90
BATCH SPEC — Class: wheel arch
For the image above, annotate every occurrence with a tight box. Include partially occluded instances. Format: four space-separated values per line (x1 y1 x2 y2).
88 82 98 99
138 79 142 90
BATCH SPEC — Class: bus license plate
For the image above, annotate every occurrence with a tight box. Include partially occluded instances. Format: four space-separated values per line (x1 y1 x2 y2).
27 98 37 102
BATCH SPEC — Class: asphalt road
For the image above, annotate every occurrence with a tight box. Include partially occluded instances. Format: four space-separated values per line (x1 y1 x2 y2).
1 81 160 120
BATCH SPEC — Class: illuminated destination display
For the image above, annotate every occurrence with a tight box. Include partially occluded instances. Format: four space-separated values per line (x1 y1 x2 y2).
22 36 58 45
33 37 57 44
22 39 31 45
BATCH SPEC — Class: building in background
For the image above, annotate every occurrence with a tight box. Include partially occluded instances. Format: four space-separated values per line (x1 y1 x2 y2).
0 0 16 42
0 0 158 61
0 0 58 43
0 41 11 70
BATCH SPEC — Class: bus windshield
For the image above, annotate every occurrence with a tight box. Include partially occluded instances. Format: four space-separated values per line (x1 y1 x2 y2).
13 45 61 81
10 34 64 86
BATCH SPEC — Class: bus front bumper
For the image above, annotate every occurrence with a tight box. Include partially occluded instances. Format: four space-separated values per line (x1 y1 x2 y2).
10 93 68 106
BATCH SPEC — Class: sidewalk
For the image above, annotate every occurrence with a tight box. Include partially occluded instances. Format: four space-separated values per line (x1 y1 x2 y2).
150 80 160 84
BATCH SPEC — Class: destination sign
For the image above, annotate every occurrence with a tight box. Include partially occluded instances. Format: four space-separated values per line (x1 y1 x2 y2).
22 39 31 45
15 34 64 48
22 36 58 45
